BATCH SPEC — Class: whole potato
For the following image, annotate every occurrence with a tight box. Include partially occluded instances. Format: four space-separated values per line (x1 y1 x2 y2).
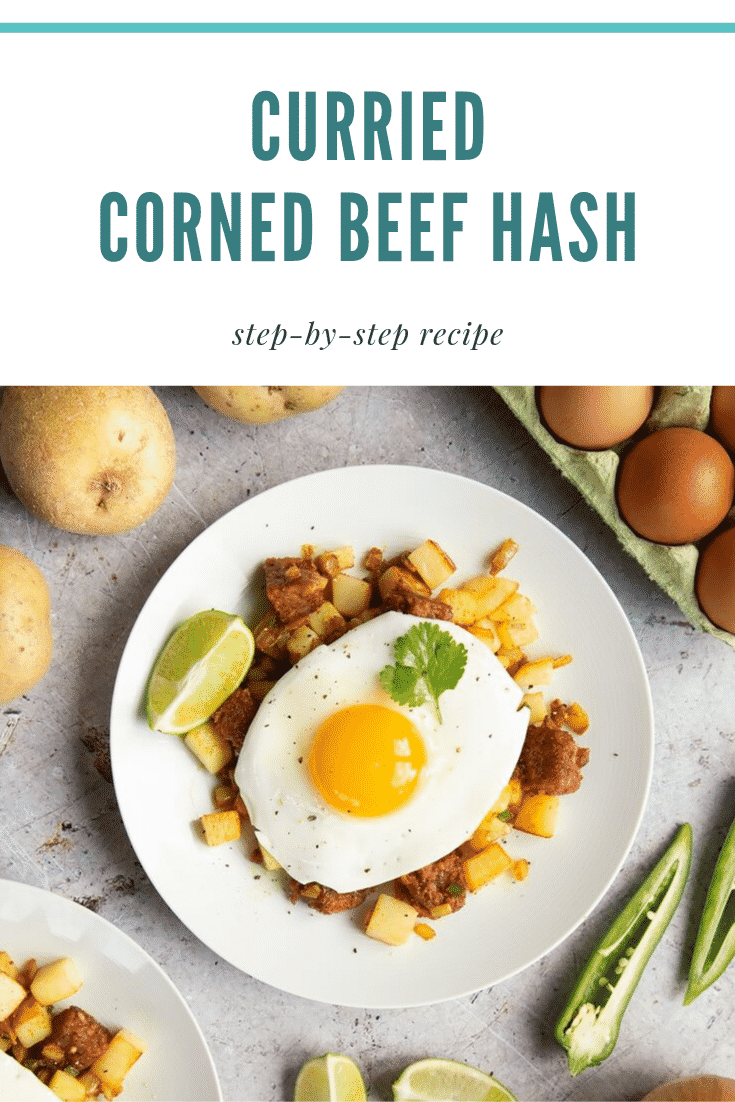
193 386 344 424
0 546 53 705
0 386 176 536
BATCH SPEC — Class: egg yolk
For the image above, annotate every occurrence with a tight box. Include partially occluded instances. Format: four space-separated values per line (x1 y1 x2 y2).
308 704 427 817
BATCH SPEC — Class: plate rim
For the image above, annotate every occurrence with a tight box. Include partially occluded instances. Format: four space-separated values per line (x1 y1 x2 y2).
110 463 655 1008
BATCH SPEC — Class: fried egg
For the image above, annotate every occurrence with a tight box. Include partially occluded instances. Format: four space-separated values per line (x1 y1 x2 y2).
234 611 529 893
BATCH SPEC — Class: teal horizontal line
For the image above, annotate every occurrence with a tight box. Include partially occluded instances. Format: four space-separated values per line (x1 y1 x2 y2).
1 22 734 32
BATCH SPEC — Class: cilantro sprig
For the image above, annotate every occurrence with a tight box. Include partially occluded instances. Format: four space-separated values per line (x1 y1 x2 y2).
379 622 467 724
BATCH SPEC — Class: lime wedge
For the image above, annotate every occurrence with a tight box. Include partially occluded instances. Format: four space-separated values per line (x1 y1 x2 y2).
146 610 254 734
294 1053 367 1102
392 1059 517 1102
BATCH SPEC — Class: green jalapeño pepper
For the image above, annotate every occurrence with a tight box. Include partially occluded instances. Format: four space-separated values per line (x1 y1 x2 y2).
555 823 692 1076
684 806 735 1004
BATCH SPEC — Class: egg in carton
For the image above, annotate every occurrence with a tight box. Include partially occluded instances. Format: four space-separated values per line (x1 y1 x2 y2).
494 385 735 650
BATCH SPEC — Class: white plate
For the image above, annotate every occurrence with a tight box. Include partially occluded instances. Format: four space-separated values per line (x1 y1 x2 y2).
0 879 222 1102
110 465 654 1008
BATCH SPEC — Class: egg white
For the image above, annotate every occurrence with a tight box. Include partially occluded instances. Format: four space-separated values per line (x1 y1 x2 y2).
0 1051 55 1100
234 611 529 893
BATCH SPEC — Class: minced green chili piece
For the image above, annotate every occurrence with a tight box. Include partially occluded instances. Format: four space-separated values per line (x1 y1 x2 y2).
684 808 735 1005
555 822 692 1076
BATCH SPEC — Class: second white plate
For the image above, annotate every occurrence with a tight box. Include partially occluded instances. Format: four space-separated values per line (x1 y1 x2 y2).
110 465 653 1008
0 879 221 1101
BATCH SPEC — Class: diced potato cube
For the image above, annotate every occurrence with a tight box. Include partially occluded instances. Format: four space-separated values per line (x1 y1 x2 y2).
489 592 537 624
436 587 478 626
462 575 518 617
497 645 526 673
463 843 514 891
199 809 241 846
259 845 282 871
520 691 547 725
511 859 531 882
513 657 554 691
91 1029 147 1097
378 565 431 602
49 1068 87 1101
429 903 453 919
364 894 418 946
564 701 589 734
77 1072 101 1096
489 598 515 626
333 546 356 569
286 624 321 664
406 539 456 590
184 721 233 775
331 573 372 618
469 815 511 851
0 952 18 980
0 971 27 1019
514 793 559 838
0 1038 10 1053
467 622 501 653
30 958 83 1007
413 922 436 941
490 777 522 815
504 619 539 647
13 996 52 1048
489 538 520 574
307 601 347 641
496 621 517 652
460 574 495 597
315 546 355 577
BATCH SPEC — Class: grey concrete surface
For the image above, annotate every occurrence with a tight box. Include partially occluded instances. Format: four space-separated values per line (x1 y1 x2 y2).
1 386 733 1101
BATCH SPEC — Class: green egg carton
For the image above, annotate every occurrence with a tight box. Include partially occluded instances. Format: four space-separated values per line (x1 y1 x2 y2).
494 385 735 651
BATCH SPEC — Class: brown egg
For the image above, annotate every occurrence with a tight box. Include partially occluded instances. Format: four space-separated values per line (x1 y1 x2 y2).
710 385 735 454
643 1076 735 1101
538 385 654 450
695 526 735 632
616 426 735 545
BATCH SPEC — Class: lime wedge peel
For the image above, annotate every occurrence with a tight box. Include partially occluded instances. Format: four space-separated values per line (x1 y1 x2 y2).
146 609 255 734
294 1053 367 1102
392 1058 517 1102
